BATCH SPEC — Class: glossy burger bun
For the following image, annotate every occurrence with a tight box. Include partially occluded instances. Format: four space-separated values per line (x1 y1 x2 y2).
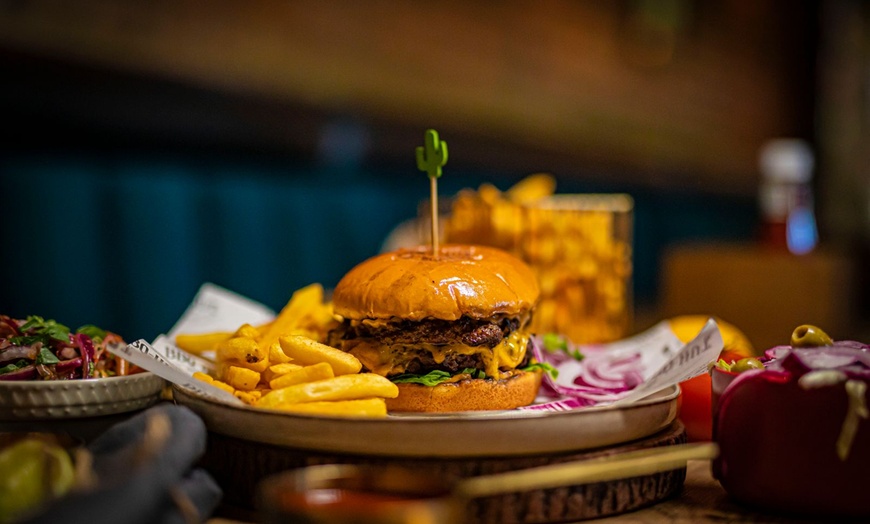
332 244 540 321
386 370 543 413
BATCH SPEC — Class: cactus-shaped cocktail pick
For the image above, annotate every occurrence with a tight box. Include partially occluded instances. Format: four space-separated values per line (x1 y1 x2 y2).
416 129 448 255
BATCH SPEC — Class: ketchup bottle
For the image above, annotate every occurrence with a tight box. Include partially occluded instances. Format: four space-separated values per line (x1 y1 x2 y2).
758 139 817 255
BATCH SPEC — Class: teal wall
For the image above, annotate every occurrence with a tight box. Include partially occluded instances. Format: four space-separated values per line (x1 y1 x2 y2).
0 152 756 341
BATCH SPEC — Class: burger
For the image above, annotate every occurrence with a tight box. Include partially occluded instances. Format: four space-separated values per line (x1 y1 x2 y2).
328 244 543 412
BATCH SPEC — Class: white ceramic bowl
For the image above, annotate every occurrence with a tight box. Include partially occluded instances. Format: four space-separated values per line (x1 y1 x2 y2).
0 373 165 420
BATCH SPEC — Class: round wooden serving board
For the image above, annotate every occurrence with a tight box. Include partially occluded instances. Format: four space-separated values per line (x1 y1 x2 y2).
203 421 688 523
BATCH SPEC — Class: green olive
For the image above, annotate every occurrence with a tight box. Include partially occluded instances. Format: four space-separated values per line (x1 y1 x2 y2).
0 439 74 521
790 324 833 348
731 357 764 373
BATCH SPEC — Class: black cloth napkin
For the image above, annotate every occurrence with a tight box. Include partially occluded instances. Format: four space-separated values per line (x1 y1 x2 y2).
24 404 222 524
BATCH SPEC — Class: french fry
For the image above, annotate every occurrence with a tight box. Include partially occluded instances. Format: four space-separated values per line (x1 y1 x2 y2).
234 389 262 405
176 331 234 354
193 371 214 384
194 371 236 395
225 365 260 391
234 323 262 340
269 362 334 390
257 373 398 408
268 341 292 364
263 362 303 383
258 283 325 353
175 322 266 354
279 335 362 375
271 398 388 418
210 379 235 395
217 336 269 372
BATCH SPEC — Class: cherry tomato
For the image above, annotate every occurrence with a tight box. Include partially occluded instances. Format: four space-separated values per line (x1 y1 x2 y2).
679 349 750 441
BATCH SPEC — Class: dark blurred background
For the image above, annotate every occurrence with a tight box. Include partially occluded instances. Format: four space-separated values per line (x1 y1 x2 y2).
1 0 867 348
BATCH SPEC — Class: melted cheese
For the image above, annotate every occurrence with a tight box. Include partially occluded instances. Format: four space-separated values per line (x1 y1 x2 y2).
343 330 530 378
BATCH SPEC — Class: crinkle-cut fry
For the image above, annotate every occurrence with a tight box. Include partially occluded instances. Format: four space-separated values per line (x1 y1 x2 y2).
225 365 261 391
272 398 388 418
279 335 362 375
217 336 269 372
264 362 303 383
258 283 324 353
257 373 398 408
176 331 234 354
269 362 334 390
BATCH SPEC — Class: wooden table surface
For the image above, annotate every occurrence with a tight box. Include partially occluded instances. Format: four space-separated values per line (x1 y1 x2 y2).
582 460 827 524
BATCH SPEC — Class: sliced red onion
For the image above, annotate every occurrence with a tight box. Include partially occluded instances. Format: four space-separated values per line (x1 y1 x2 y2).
58 346 79 360
0 345 38 364
55 358 83 373
831 340 870 351
520 397 594 411
762 345 870 383
0 364 37 380
530 335 645 407
764 345 792 360
73 333 95 378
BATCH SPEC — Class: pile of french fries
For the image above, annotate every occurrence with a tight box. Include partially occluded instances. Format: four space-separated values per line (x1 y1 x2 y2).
176 284 398 417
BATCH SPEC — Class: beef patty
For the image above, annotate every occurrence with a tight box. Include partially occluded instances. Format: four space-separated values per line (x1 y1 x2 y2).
327 315 530 376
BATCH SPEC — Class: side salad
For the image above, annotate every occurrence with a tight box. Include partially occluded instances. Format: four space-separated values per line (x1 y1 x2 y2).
0 315 141 381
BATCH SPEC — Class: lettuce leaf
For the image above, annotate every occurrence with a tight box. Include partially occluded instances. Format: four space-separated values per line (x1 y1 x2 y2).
390 367 485 386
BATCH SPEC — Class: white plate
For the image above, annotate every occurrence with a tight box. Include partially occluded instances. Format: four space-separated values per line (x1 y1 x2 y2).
172 384 679 458
0 373 165 420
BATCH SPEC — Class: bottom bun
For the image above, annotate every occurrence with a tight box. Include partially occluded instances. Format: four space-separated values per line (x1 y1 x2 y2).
385 370 543 413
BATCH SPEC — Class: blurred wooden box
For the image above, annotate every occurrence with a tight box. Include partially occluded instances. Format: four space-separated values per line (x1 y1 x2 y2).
660 243 856 351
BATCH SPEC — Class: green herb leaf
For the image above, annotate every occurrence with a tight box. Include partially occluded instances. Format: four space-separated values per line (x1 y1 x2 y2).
714 358 733 372
542 333 568 352
541 333 583 361
0 360 27 374
36 347 60 365
523 361 559 379
9 335 41 346
76 325 106 342
18 315 45 332
18 316 71 343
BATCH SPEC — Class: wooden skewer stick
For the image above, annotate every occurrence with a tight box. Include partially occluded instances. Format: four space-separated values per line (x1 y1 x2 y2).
415 129 448 255
430 175 439 254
